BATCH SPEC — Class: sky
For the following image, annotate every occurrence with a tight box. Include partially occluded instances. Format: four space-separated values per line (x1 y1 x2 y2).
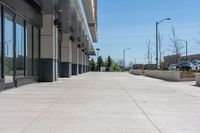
93 0 200 65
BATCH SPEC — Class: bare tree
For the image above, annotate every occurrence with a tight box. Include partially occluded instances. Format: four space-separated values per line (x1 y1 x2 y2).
145 40 152 65
169 27 184 63
194 26 200 45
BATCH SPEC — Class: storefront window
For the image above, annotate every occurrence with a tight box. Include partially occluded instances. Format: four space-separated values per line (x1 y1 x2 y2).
4 11 14 83
26 22 33 76
16 17 25 76
33 27 39 76
0 8 1 78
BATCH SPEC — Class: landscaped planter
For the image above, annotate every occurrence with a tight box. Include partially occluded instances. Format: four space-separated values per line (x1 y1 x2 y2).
129 69 144 75
195 73 200 86
144 70 181 82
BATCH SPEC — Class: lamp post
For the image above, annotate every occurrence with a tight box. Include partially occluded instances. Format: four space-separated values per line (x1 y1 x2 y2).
96 48 100 62
123 48 130 71
96 48 100 71
156 18 171 69
179 39 188 61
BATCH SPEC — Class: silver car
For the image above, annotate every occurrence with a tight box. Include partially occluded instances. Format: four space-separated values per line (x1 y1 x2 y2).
168 64 177 71
192 60 200 71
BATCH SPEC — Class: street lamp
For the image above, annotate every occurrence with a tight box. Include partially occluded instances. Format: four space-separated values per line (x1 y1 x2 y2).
96 48 100 62
156 17 171 69
179 39 188 61
123 48 130 71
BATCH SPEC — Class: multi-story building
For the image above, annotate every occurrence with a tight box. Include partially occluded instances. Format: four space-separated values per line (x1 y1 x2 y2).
0 0 97 89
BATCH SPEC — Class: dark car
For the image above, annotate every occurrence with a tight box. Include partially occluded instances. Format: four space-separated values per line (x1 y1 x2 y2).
177 61 194 71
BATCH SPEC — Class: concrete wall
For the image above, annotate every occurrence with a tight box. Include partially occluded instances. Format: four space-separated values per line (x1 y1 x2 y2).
129 69 143 75
144 70 181 82
195 73 200 86
40 14 58 82
60 33 72 77
78 48 83 74
72 42 79 75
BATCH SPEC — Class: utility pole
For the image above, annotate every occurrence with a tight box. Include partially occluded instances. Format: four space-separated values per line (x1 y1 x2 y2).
123 48 130 71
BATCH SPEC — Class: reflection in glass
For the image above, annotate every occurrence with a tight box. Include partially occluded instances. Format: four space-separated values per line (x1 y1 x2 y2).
16 17 25 76
33 27 39 76
26 22 33 76
0 10 1 78
4 12 14 83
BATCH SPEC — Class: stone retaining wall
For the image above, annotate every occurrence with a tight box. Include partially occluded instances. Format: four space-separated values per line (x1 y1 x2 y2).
144 70 181 82
129 69 143 75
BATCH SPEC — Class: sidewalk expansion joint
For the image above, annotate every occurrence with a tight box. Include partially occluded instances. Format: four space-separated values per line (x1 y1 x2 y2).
20 86 73 133
111 77 162 133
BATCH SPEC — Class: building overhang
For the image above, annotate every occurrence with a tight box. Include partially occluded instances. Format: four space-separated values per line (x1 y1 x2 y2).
89 45 96 56
82 0 97 42
34 0 96 56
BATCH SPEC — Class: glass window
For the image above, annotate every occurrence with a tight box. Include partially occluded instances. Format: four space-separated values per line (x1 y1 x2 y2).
0 8 1 78
16 17 25 76
4 11 14 83
33 27 39 76
26 22 33 76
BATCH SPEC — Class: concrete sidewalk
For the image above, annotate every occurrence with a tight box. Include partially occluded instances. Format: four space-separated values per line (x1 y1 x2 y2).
0 72 200 133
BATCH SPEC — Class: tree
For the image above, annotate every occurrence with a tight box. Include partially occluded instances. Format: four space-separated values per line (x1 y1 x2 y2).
145 40 152 65
106 56 112 71
89 58 96 71
112 63 120 72
97 56 104 71
169 26 184 63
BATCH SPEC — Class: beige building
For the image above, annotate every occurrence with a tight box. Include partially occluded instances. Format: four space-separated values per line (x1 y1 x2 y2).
0 0 98 89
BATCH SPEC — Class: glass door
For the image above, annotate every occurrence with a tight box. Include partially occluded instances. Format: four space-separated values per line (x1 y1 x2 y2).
4 10 14 83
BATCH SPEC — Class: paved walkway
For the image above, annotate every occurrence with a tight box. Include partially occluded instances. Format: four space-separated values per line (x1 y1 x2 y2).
0 72 200 133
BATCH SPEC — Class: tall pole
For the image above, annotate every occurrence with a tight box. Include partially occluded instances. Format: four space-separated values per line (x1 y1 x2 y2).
186 41 188 61
96 48 100 71
178 39 188 62
155 18 171 69
123 49 125 70
156 22 158 69
96 50 99 61
122 48 130 71
96 48 100 62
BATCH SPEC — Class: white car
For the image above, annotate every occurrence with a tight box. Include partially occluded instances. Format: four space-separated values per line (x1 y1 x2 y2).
192 60 200 71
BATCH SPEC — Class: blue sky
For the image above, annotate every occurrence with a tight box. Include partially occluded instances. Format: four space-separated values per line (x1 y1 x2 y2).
93 0 200 65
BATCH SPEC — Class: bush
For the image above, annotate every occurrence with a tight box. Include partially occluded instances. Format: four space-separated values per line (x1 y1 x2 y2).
112 63 120 72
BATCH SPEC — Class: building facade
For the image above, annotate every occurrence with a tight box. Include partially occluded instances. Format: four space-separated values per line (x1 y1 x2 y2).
163 54 200 68
0 0 97 89
163 54 181 69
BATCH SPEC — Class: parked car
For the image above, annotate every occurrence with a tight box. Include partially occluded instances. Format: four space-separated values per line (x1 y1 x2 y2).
177 61 195 71
192 60 200 70
168 64 177 71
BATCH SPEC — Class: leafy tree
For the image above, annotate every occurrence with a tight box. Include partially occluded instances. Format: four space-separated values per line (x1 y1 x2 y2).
97 56 104 71
112 63 120 72
106 56 112 71
89 58 96 71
